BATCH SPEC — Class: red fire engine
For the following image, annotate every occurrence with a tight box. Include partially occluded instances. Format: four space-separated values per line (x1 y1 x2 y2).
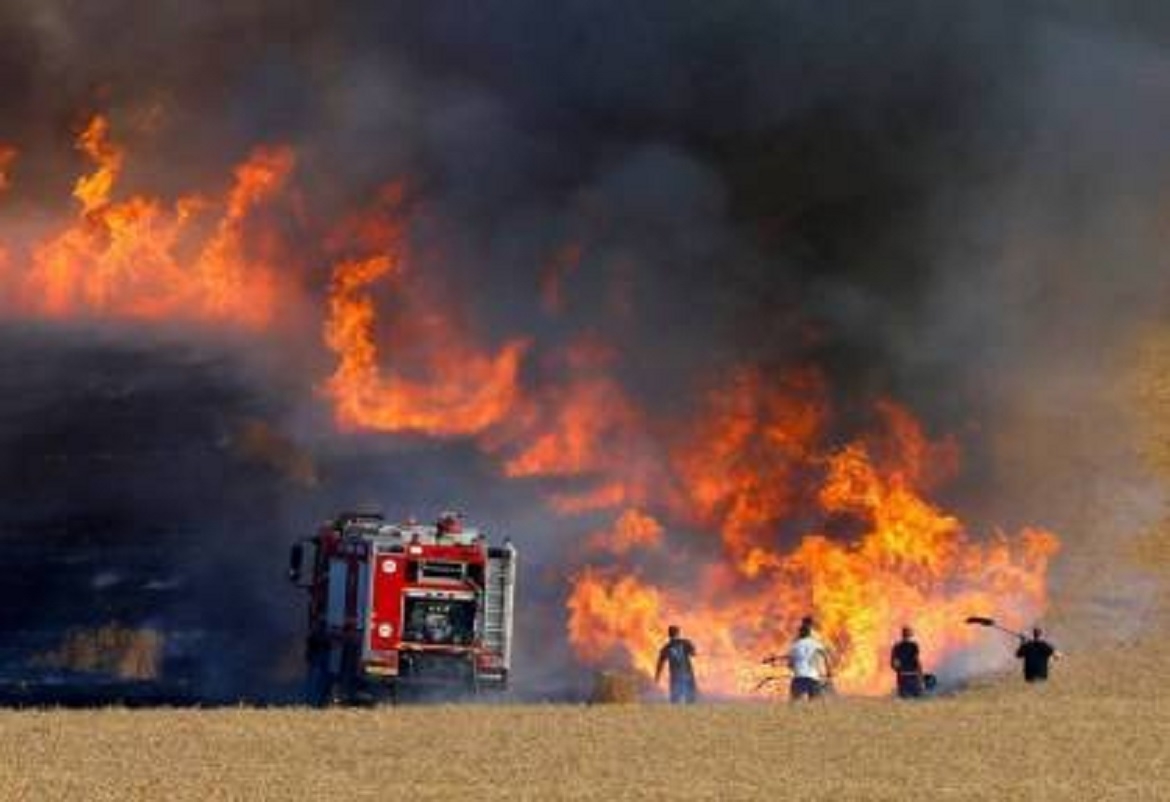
288 511 516 704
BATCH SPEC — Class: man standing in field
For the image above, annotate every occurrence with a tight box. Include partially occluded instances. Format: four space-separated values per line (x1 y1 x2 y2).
800 614 837 674
1016 627 1060 683
890 626 925 698
655 625 698 704
787 622 831 701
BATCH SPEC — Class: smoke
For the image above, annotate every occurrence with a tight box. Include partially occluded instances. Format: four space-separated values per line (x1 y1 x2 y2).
1 2 1168 697
913 22 1170 648
0 324 309 698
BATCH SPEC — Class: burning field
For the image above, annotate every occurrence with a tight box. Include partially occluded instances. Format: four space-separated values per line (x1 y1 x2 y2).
0 101 1060 699
0 1 1169 714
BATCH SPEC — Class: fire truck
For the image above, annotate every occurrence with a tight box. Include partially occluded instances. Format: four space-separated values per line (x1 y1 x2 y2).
288 511 516 705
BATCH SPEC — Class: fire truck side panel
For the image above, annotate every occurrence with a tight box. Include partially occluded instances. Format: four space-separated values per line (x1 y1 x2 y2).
367 552 404 661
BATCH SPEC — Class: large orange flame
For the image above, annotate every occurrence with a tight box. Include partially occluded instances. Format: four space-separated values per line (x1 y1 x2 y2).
566 375 1060 696
15 115 292 327
671 367 828 573
500 340 641 477
321 193 528 436
480 336 661 515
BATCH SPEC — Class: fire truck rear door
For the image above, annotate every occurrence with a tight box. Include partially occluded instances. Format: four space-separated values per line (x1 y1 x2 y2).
366 552 405 657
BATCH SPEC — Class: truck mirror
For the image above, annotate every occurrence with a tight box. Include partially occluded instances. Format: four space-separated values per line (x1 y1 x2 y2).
288 539 318 587
288 543 303 584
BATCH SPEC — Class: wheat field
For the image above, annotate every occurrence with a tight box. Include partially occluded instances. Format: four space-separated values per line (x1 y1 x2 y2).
2 647 1168 802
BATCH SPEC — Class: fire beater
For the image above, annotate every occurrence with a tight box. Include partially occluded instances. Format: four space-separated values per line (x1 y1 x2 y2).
288 511 516 704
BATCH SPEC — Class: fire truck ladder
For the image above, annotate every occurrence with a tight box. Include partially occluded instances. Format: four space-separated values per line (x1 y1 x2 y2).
482 545 516 677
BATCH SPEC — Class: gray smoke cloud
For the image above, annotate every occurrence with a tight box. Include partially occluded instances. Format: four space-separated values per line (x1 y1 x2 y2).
911 21 1170 649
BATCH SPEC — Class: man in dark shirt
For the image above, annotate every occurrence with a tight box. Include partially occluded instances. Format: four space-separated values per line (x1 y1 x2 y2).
890 626 924 698
1016 628 1059 682
655 625 697 704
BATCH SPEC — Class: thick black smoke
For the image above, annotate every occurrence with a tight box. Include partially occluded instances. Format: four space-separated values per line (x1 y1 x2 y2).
0 325 307 700
1 2 1169 697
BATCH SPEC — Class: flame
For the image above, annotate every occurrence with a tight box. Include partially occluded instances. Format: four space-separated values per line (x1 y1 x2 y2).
548 481 634 516
502 341 640 478
482 336 657 513
321 196 528 436
671 367 828 572
0 145 12 285
0 114 1061 698
15 115 292 326
586 509 665 556
194 145 294 322
72 115 123 214
0 144 17 196
566 372 1060 697
501 374 634 478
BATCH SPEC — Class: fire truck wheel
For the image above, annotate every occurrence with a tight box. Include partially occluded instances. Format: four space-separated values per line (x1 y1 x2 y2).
304 651 333 708
332 644 361 706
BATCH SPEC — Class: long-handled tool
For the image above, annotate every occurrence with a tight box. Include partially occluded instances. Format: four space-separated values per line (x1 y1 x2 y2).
965 616 1025 639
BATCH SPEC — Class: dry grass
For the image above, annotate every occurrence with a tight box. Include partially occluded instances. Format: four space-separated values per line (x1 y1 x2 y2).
29 624 163 680
3 653 1170 802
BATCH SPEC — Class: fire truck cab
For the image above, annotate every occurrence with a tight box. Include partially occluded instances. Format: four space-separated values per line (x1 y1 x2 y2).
288 511 516 705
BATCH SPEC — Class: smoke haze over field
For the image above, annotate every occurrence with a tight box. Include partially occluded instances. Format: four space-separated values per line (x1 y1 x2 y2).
0 2 1169 697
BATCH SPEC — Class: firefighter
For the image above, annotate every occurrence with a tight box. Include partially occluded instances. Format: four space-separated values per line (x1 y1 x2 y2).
654 625 698 704
1016 627 1060 683
800 614 836 675
890 626 926 698
436 511 463 537
787 623 831 701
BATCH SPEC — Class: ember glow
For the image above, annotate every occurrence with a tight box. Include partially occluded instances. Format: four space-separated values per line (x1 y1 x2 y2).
0 144 17 196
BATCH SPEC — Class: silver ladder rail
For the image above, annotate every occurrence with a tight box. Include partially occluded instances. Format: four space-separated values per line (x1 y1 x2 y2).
482 542 516 675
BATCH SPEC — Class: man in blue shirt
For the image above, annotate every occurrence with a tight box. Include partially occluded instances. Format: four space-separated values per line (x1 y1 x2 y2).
655 625 698 704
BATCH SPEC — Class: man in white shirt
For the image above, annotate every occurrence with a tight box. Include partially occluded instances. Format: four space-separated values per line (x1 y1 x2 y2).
787 622 831 701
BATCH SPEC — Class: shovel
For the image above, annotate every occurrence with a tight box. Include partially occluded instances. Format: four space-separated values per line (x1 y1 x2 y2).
965 616 1025 640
